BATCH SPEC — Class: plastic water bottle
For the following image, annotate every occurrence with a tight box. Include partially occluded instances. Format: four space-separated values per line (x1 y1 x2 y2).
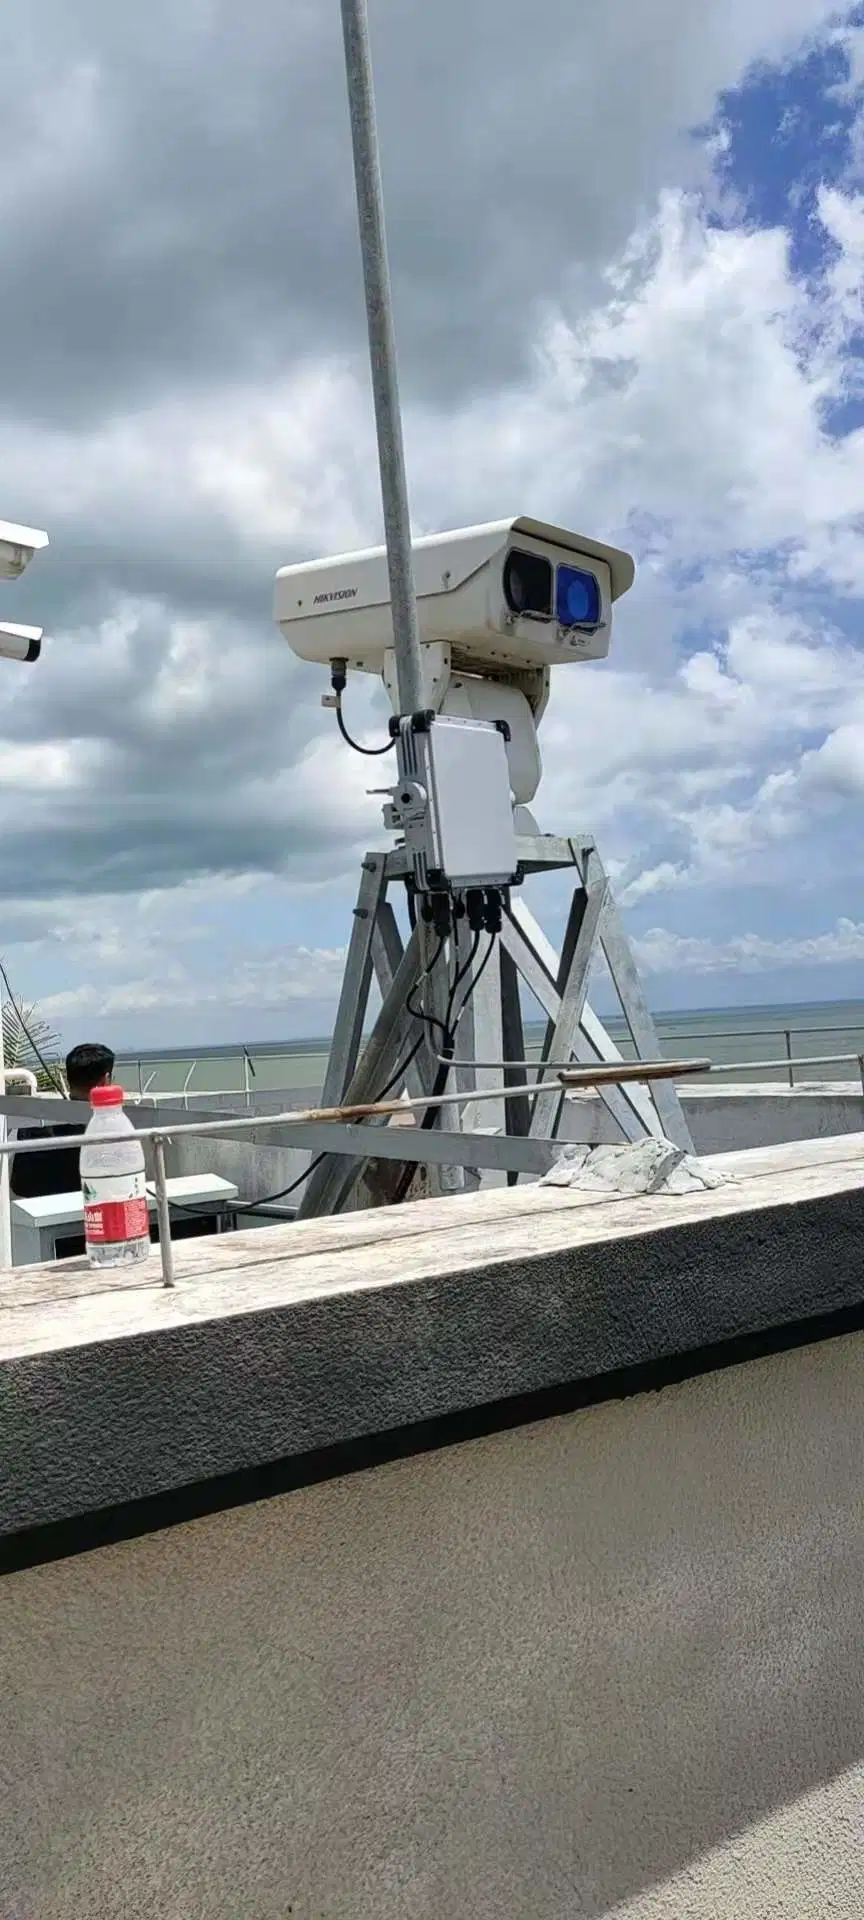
81 1086 151 1268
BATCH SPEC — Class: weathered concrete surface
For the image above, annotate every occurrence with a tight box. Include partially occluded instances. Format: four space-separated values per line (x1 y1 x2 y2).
0 1135 862 1539
3 1332 864 1917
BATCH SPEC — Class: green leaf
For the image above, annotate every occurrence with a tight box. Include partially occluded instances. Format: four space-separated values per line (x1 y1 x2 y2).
1 986 62 1082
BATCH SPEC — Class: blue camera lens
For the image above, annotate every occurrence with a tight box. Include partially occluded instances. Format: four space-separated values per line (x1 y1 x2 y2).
556 565 600 628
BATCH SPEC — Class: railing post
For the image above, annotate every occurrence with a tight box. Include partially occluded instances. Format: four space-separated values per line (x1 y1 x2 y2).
242 1047 256 1108
152 1137 175 1289
784 1029 794 1088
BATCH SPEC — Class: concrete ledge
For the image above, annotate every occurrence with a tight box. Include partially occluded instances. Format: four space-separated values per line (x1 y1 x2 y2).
0 1134 863 1541
562 1082 864 1153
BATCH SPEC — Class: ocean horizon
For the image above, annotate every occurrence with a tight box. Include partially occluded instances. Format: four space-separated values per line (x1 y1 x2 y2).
109 995 864 1097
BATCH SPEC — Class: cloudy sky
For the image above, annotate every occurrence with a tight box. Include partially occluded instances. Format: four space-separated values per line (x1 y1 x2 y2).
1 0 863 1052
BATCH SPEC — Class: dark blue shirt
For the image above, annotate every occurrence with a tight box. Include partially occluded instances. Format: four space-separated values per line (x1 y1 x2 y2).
10 1124 85 1199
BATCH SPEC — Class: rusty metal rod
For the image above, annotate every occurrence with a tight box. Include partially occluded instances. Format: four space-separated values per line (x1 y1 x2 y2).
555 1057 711 1089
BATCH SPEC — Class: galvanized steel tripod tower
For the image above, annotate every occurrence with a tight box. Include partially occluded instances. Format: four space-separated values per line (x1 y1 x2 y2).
274 0 692 1213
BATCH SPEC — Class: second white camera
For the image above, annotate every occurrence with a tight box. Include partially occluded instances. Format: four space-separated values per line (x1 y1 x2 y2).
0 518 49 581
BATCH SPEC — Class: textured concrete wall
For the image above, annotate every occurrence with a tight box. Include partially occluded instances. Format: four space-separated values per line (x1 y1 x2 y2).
3 1331 864 1918
560 1085 864 1152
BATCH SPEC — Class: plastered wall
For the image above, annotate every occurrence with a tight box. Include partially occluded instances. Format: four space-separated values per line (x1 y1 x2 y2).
3 1331 864 1918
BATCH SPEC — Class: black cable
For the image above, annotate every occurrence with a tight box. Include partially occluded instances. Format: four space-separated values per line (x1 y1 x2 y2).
163 920 495 1226
363 923 450 1109
405 984 450 1048
388 925 500 1207
233 1155 326 1213
169 935 446 1224
248 932 449 1209
163 1154 327 1221
444 928 482 1041
329 658 395 757
371 1034 423 1104
332 923 445 1138
0 956 65 1094
406 923 480 1088
335 697 395 758
422 929 495 1120
451 927 497 1036
405 930 450 1048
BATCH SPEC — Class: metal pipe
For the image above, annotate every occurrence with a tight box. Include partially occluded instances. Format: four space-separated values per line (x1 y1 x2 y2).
556 1058 710 1087
0 1058 713 1159
338 0 425 716
152 1138 175 1289
455 1050 863 1078
706 1053 862 1076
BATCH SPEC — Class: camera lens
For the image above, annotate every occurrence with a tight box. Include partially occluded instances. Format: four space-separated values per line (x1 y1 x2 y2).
555 565 601 628
503 549 553 618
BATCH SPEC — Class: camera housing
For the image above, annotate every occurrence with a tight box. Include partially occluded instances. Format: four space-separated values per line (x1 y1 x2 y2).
0 518 49 581
0 621 42 664
274 516 634 679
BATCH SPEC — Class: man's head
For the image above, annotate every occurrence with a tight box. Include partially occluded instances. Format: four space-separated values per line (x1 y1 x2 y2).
65 1042 115 1101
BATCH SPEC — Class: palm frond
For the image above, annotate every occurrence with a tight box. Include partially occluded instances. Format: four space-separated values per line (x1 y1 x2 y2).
1 996 62 1080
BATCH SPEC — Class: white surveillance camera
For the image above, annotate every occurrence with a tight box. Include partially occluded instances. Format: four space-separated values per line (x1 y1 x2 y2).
274 516 634 680
0 621 42 663
0 518 49 581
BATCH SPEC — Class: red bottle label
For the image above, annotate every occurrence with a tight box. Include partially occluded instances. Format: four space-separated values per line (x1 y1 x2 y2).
84 1197 150 1244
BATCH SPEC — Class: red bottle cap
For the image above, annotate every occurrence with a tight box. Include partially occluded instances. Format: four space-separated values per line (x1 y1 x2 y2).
90 1085 124 1107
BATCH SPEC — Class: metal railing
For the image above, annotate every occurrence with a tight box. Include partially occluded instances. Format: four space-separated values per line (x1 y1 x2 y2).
708 1051 864 1094
655 1024 864 1090
0 1060 710 1290
2 1044 863 1290
115 1021 864 1100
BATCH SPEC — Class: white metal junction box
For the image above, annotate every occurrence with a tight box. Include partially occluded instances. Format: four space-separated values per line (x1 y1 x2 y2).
387 712 519 890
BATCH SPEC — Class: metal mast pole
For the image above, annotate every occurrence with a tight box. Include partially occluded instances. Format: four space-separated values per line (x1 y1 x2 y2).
338 0 425 717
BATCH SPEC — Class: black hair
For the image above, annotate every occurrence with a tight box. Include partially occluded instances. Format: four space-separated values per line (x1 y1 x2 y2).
65 1042 115 1095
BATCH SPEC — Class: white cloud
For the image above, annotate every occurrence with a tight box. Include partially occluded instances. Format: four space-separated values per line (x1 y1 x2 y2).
39 945 348 1020
634 917 864 975
34 910 864 1025
0 361 376 578
13 172 864 601
538 600 864 901
0 740 94 790
799 722 864 795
